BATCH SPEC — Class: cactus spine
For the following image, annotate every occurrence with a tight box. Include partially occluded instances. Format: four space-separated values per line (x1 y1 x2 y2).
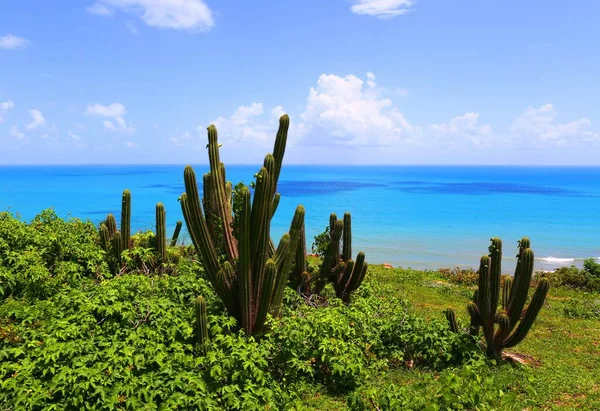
180 115 301 335
170 220 183 246
194 296 209 353
446 237 550 357
156 203 167 263
121 189 131 250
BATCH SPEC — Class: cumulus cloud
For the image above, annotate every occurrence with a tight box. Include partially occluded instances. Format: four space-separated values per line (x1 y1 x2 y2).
88 0 214 31
350 0 415 18
0 34 30 49
300 73 414 146
25 109 46 130
509 103 598 145
85 102 135 133
0 100 15 123
426 112 495 147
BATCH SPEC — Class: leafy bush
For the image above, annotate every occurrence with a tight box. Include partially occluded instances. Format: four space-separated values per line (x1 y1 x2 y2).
537 259 600 291
311 226 330 258
437 266 479 285
0 210 108 299
563 293 600 319
347 358 537 410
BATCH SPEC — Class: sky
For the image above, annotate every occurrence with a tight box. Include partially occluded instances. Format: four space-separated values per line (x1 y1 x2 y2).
1 0 599 165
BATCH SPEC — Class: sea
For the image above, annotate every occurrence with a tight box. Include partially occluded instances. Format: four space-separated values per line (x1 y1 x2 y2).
1 165 599 272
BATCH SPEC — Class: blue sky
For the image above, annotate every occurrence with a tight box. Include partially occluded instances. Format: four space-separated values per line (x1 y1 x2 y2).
1 0 599 165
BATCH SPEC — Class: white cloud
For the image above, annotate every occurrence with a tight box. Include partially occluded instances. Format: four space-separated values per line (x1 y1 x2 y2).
0 100 15 123
427 112 495 147
25 109 46 130
85 102 136 133
88 0 214 31
208 102 274 144
0 34 30 49
350 0 415 18
10 126 24 140
510 103 598 145
124 140 138 148
68 131 81 141
87 2 113 16
300 73 414 146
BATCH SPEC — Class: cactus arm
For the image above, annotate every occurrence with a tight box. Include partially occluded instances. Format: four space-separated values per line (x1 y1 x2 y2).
156 203 167 263
489 238 502 321
342 212 352 262
271 114 289 196
446 308 459 333
206 125 238 261
253 259 278 334
250 167 272 300
503 278 549 348
271 205 306 312
105 214 117 238
477 255 491 326
121 189 131 250
182 166 221 280
507 248 535 328
170 220 183 246
99 223 110 252
502 277 512 311
237 185 253 334
194 296 209 353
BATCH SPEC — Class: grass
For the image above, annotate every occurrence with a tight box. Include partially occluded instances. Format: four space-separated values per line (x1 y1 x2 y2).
301 265 600 410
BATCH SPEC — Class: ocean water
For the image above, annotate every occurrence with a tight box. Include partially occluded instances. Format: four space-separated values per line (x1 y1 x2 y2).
1 165 599 272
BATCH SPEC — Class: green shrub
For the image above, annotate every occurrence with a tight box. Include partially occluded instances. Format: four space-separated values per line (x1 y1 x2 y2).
347 358 537 410
538 259 600 291
563 292 600 319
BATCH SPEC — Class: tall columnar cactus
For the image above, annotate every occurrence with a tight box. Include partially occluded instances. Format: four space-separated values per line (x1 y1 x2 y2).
446 237 550 358
180 115 302 335
194 296 209 353
170 220 183 246
121 189 131 250
109 231 123 274
156 203 167 263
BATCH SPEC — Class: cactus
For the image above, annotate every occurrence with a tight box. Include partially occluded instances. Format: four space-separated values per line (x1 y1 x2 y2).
309 212 368 302
121 189 131 250
108 231 123 274
156 203 167 263
170 220 183 246
180 114 302 335
446 237 550 358
194 295 209 353
105 214 117 238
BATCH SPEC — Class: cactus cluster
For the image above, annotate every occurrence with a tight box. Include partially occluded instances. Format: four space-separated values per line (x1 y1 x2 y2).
180 115 305 335
446 237 550 357
98 190 132 273
99 190 181 272
293 212 368 303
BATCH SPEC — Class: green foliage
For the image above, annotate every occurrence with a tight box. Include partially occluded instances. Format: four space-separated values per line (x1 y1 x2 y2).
562 292 600 319
311 226 330 258
0 210 108 299
438 266 479 285
347 358 537 410
537 259 600 291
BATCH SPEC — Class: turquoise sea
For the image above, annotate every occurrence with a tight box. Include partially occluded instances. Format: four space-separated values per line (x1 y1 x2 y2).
1 165 599 272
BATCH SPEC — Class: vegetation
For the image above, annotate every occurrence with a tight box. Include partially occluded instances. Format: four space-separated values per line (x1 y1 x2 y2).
1 116 598 409
445 237 550 358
